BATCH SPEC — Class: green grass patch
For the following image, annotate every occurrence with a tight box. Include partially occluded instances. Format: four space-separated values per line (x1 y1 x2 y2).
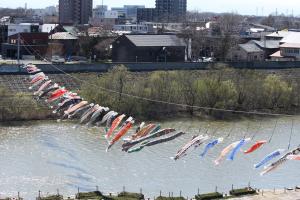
229 188 257 196
195 192 223 200
117 192 144 200
38 195 63 200
76 191 105 199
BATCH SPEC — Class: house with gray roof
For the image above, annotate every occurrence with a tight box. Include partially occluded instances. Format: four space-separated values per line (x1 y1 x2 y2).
227 41 264 61
112 34 187 62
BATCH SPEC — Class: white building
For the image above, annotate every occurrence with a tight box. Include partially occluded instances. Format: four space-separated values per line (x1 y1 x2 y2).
113 24 149 33
269 31 300 61
8 23 41 36
104 11 119 19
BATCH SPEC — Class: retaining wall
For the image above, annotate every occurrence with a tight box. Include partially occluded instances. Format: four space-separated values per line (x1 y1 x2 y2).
1 61 300 75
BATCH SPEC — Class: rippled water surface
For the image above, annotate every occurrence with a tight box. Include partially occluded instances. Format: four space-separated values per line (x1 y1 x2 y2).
0 117 299 199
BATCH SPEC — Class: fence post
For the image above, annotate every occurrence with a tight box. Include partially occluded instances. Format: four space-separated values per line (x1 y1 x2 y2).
140 188 142 194
215 186 218 193
160 191 162 197
179 190 182 197
18 192 20 200
123 186 125 192
96 186 99 191
197 188 199 195
57 189 59 196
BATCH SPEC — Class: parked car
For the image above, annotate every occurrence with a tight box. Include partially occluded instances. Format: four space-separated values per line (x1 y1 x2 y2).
202 57 215 62
51 56 65 64
66 56 88 64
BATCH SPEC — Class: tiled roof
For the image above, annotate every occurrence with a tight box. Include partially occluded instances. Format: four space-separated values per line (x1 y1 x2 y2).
239 43 263 53
125 35 186 47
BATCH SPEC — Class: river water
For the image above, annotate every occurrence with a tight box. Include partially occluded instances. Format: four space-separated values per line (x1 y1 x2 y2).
0 117 299 199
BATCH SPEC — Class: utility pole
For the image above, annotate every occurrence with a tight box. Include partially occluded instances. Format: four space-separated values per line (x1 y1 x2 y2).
17 32 20 65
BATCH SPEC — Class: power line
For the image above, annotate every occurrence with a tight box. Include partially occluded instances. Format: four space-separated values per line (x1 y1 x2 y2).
20 36 296 118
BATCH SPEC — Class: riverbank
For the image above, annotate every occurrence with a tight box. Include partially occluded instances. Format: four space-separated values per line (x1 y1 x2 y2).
2 65 300 122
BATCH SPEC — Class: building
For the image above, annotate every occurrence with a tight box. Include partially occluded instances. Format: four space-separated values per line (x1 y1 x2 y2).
155 0 187 22
0 25 8 51
93 5 108 18
137 0 186 23
1 32 48 59
90 10 118 29
59 0 93 25
251 40 280 59
271 43 300 61
137 8 155 22
227 42 264 61
43 15 59 24
112 34 187 62
111 7 126 18
124 5 145 20
267 31 300 61
8 23 40 37
113 24 150 34
49 32 78 57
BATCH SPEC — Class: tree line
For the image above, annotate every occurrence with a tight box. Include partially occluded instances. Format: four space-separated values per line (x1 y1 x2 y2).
80 65 299 120
1 65 298 122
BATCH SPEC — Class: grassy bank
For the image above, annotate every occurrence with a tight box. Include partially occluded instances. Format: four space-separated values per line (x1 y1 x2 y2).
80 65 300 120
1 64 300 122
0 86 52 122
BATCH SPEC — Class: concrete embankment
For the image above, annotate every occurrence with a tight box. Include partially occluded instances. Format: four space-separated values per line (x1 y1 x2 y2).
1 61 300 75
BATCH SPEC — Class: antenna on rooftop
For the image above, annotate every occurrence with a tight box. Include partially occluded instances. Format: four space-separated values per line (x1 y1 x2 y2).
25 2 27 14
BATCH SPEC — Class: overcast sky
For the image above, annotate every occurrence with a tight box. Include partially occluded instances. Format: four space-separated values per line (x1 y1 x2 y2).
0 0 299 16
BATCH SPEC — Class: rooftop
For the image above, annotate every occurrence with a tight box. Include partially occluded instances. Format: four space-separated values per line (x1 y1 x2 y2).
239 43 263 53
280 43 300 48
252 40 280 49
125 35 186 47
280 32 300 44
266 30 290 38
49 32 78 40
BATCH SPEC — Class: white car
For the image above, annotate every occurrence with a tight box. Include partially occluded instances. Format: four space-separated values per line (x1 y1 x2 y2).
51 56 65 64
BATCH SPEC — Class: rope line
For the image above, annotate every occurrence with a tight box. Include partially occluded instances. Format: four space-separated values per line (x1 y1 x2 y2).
251 120 262 140
20 36 297 118
226 124 235 138
288 119 294 150
268 119 278 143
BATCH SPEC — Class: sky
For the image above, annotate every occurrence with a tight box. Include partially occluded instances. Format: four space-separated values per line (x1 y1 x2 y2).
0 0 299 16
